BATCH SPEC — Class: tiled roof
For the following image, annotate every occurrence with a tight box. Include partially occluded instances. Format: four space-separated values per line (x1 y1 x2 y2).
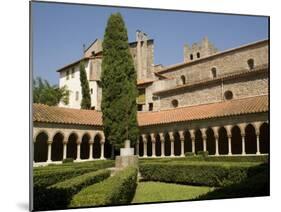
137 79 154 85
33 95 268 127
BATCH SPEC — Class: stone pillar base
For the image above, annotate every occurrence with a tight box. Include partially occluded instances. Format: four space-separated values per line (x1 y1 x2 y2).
115 155 139 169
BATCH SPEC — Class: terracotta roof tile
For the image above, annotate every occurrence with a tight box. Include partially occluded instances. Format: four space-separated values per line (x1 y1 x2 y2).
33 95 268 127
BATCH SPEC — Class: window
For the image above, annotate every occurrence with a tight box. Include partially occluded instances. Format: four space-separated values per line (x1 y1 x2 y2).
91 106 95 110
90 88 93 94
137 104 143 111
190 54 193 60
224 90 233 100
75 91 79 101
197 52 200 58
66 70 69 80
71 68 75 78
247 59 254 70
171 99 179 108
149 103 153 111
91 51 95 56
181 75 186 85
211 67 217 78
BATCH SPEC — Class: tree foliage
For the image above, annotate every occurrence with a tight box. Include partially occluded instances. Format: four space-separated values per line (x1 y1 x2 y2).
33 77 69 106
101 13 139 150
79 62 91 109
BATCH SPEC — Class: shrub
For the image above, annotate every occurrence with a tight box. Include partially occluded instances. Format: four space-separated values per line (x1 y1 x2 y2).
185 152 195 157
63 158 74 163
139 162 266 187
70 166 138 207
197 151 209 158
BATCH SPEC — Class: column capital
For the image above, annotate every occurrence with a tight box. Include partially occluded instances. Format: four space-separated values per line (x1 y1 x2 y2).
190 129 196 139
159 133 165 141
142 134 147 143
100 139 105 144
168 132 174 142
178 130 185 141
47 140 52 145
89 140 94 145
238 123 247 135
63 140 68 145
212 126 219 138
150 133 156 143
76 140 82 145
253 122 263 135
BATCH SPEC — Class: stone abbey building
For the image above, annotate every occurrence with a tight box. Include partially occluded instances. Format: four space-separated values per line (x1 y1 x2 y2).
33 31 269 165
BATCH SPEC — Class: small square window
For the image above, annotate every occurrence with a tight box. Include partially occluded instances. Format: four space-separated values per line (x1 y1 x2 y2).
90 88 93 94
149 103 153 111
75 91 79 101
71 68 75 78
66 70 69 80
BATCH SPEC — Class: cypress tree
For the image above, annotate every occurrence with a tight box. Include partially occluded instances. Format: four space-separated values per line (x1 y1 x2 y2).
101 13 139 153
79 62 91 109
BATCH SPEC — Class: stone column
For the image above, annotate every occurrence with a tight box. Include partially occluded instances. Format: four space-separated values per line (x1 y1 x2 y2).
253 122 262 155
160 133 165 157
225 125 232 155
202 128 207 152
190 130 196 154
100 141 105 159
47 141 52 163
239 124 246 155
89 141 93 160
213 127 219 156
151 133 156 157
142 135 148 157
179 131 185 157
63 141 68 160
76 140 81 161
169 132 175 157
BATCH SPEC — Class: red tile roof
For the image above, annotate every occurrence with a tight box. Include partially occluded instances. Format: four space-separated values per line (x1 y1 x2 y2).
33 95 268 127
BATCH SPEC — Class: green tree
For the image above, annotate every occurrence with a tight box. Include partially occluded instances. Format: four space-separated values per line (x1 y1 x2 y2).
33 77 69 106
101 13 139 154
79 62 91 109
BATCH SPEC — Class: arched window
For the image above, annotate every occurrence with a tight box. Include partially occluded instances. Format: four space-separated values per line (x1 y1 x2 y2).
211 67 217 78
197 52 200 58
171 99 179 108
224 90 233 100
181 75 186 85
190 54 193 60
247 59 254 70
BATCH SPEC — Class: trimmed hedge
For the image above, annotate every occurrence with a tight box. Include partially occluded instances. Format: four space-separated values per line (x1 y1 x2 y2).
70 166 138 208
34 169 111 211
139 162 266 187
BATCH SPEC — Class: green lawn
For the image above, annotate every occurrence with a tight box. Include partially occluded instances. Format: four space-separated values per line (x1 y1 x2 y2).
132 181 213 203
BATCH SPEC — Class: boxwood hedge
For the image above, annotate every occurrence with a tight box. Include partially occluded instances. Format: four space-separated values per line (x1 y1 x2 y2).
139 162 267 187
70 166 138 208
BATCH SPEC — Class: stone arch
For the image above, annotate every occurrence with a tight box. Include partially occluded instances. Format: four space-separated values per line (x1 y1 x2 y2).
139 136 144 157
206 128 216 155
67 132 78 159
231 126 242 154
93 133 102 158
184 130 192 153
245 124 257 154
81 133 91 160
247 58 254 70
181 75 186 85
155 134 161 156
51 132 64 161
260 122 269 154
195 129 203 154
174 132 181 156
164 132 171 156
104 139 112 159
34 131 48 162
218 127 228 155
147 135 152 157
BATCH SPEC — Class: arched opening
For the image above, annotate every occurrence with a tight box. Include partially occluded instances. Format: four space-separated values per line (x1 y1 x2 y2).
184 131 192 153
260 123 269 154
171 99 179 108
190 54 193 60
34 131 48 162
211 67 217 78
218 127 228 155
164 133 171 156
67 133 78 160
206 128 216 155
104 140 112 159
197 52 200 58
181 75 186 85
155 134 161 156
81 133 90 160
195 129 203 154
147 135 152 157
174 132 181 156
51 132 64 161
247 58 254 70
93 134 101 158
224 90 233 100
231 126 242 154
139 136 144 157
245 124 257 154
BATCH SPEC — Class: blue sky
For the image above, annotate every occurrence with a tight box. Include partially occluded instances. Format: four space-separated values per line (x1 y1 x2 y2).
32 2 268 85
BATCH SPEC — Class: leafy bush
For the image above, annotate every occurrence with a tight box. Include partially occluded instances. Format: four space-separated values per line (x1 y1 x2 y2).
70 166 138 207
33 169 111 211
139 162 266 187
63 158 74 163
197 151 209 158
185 152 195 157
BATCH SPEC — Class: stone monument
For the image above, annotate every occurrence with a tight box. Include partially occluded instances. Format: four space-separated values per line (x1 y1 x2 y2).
115 139 138 169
